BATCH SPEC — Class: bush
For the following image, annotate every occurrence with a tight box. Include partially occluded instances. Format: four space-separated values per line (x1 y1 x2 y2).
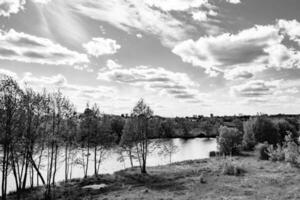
242 118 257 150
284 133 300 165
209 151 220 157
276 119 298 144
267 144 285 162
217 126 242 155
256 143 269 160
253 116 280 145
221 158 245 176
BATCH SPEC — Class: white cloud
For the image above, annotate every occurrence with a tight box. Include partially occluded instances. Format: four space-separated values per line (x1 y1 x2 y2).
83 37 121 57
231 80 280 97
136 33 143 38
0 29 89 65
226 0 241 4
31 0 51 4
231 79 300 106
173 20 300 78
70 0 190 47
106 60 122 70
20 73 117 108
278 19 300 45
145 0 209 11
0 0 25 17
192 11 208 22
97 65 204 102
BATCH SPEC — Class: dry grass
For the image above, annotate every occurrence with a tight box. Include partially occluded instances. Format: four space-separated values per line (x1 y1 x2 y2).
7 153 300 200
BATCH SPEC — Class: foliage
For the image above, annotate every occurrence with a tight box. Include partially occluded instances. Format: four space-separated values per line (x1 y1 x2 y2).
217 126 242 155
242 118 257 150
256 143 269 160
283 133 300 165
220 158 246 176
267 144 285 162
253 116 280 145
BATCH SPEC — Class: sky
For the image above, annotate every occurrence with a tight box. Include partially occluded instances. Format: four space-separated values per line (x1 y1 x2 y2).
1 0 300 117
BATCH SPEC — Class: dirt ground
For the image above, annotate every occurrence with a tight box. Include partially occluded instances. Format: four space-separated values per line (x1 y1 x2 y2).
8 154 300 200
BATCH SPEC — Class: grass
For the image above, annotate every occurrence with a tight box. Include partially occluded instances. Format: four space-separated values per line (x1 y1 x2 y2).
6 152 300 200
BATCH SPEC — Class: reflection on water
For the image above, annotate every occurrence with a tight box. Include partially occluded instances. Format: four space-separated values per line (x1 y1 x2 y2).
2 138 217 193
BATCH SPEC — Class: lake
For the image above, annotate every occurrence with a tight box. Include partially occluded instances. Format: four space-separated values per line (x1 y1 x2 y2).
1 138 217 193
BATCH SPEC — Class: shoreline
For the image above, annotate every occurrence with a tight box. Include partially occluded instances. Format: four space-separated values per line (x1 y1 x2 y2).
7 154 300 200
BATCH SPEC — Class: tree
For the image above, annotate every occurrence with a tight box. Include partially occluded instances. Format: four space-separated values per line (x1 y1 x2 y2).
120 99 153 174
242 118 256 150
111 116 125 144
159 119 175 138
218 126 243 155
253 116 279 145
0 76 23 200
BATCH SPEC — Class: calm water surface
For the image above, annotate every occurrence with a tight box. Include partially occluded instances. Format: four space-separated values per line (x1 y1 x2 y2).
1 138 217 193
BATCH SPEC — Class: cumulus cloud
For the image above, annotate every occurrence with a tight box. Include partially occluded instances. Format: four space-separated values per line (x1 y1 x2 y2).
278 19 300 45
0 0 25 17
97 65 204 102
0 29 89 65
173 20 300 78
83 38 121 57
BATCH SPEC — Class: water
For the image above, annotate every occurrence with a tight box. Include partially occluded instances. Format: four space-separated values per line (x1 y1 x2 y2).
1 138 217 194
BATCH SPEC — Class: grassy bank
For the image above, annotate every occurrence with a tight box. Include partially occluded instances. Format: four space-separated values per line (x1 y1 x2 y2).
7 153 300 200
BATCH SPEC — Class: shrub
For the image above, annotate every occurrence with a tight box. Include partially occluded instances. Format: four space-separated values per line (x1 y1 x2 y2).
276 119 298 144
209 151 220 157
256 143 269 160
242 118 257 150
220 158 245 176
267 144 285 162
217 126 242 155
284 133 300 165
253 116 280 145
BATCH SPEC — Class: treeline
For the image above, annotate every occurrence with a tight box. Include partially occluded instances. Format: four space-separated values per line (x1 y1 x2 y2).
217 115 300 160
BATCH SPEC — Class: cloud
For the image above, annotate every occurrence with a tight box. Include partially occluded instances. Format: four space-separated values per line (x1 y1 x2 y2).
69 0 190 47
97 65 204 102
231 80 280 97
224 68 254 80
83 37 121 57
21 73 116 105
145 0 209 11
0 0 25 17
278 19 300 45
231 79 300 105
173 20 300 78
192 11 208 22
106 60 122 70
226 0 241 4
136 33 143 38
0 29 89 65
31 0 51 4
